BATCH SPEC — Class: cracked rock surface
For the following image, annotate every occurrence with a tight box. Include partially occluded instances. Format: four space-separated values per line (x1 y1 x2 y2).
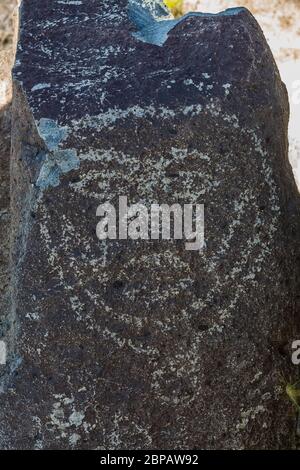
0 0 299 449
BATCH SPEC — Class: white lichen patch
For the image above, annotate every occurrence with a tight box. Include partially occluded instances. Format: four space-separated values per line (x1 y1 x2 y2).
222 83 231 96
69 433 81 446
69 295 85 321
48 394 86 441
31 83 51 92
25 312 40 321
0 341 7 365
69 410 85 427
71 104 176 131
57 1 83 5
184 78 204 92
236 405 266 431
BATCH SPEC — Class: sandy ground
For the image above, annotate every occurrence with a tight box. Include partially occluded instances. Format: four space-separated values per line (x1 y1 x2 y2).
0 0 18 106
0 0 299 189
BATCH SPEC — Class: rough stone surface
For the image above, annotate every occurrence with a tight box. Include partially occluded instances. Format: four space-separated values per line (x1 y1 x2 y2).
0 0 299 450
0 105 11 363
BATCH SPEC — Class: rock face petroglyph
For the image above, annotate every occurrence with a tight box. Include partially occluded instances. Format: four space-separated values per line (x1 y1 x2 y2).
0 0 299 449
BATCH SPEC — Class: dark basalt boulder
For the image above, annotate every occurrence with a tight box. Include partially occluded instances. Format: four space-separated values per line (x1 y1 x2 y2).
0 0 299 450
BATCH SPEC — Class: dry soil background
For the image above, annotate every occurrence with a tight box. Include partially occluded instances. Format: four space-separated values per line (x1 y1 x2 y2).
0 0 17 106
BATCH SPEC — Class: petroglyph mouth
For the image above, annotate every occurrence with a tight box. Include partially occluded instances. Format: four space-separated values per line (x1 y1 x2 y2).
128 0 245 46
